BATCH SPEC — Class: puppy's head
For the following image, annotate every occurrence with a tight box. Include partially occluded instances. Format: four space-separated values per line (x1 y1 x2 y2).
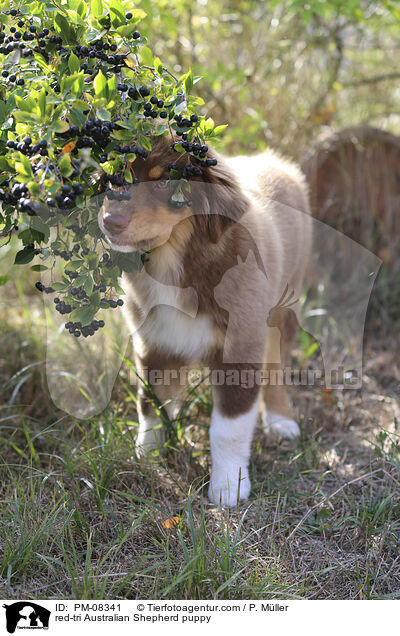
99 136 249 253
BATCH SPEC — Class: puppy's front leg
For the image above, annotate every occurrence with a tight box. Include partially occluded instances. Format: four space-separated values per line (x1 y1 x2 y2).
136 395 167 457
208 380 260 507
134 350 186 457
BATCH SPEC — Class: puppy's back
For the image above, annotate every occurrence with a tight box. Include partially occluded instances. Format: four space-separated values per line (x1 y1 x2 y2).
225 147 312 302
226 147 309 214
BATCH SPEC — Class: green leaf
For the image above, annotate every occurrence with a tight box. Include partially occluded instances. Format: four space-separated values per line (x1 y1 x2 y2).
76 0 88 19
184 69 193 95
69 107 87 127
16 152 33 178
83 276 94 295
31 265 49 272
155 122 168 136
68 52 80 74
51 282 68 291
175 100 187 115
211 124 228 136
172 142 185 154
171 186 185 202
112 129 134 141
38 88 46 118
140 46 153 66
15 248 35 265
69 305 98 327
116 24 137 37
52 120 70 133
0 156 9 171
65 9 86 26
6 49 21 67
96 107 111 121
87 252 99 269
107 75 116 96
61 72 84 94
128 9 147 22
15 95 36 112
153 57 163 74
70 74 85 97
0 274 10 285
66 260 82 271
124 169 133 183
33 51 51 72
94 70 107 98
13 111 41 124
59 153 72 177
202 117 215 134
109 0 126 27
55 12 74 44
30 216 50 242
113 251 142 272
0 100 7 125
89 290 101 309
91 0 104 17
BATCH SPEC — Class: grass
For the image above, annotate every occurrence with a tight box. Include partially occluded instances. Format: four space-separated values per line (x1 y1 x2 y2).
0 255 399 600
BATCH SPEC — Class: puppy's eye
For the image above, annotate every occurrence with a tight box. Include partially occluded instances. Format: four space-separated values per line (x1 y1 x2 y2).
156 180 168 190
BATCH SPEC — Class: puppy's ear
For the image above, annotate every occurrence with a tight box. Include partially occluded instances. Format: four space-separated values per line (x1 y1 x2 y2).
194 158 249 243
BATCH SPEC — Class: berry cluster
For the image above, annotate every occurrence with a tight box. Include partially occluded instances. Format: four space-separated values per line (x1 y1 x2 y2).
6 138 47 157
0 13 60 61
65 319 105 338
1 3 224 339
0 8 138 64
46 182 84 213
102 298 124 309
63 119 112 152
35 281 53 293
54 299 74 315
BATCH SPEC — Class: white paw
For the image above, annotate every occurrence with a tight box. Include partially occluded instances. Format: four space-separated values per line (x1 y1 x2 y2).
208 468 251 507
263 410 300 440
135 416 166 457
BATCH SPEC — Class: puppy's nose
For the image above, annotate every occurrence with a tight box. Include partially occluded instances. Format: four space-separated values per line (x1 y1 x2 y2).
103 212 129 234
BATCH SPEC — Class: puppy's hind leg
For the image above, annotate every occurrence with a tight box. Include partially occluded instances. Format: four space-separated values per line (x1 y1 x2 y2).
262 321 300 441
261 402 300 441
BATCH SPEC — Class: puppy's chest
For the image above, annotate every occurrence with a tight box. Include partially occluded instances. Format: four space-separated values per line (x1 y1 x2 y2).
124 271 218 360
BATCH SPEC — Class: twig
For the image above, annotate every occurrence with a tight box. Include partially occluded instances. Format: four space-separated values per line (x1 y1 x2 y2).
342 72 400 88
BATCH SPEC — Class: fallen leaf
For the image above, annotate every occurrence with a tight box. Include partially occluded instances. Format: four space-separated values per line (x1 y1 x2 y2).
162 516 181 530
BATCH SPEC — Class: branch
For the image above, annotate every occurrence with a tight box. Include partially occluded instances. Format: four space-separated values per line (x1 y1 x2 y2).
342 72 400 88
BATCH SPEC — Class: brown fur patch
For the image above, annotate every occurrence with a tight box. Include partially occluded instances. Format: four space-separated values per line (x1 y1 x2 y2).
148 165 164 180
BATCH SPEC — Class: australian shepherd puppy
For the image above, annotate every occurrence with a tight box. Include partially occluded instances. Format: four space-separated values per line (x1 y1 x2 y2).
99 136 312 507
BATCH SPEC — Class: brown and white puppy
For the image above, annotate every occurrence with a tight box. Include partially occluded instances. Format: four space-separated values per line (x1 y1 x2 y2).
99 136 312 507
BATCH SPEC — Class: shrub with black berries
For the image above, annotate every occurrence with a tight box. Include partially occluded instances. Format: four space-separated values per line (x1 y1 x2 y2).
0 0 227 338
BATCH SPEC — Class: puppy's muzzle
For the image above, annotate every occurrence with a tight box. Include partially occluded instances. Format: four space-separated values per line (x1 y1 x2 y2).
103 212 129 235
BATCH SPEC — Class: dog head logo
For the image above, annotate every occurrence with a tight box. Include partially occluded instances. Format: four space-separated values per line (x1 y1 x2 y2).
3 602 50 634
